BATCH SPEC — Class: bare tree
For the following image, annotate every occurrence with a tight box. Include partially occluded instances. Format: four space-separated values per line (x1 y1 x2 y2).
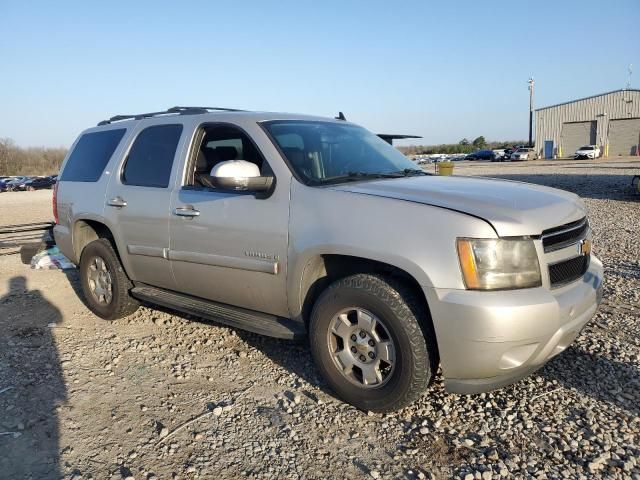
0 138 67 176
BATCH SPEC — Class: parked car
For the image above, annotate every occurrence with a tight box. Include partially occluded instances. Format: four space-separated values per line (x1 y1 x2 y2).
492 149 506 161
465 150 497 161
23 175 57 190
4 176 30 191
54 106 603 412
511 147 538 161
574 145 601 160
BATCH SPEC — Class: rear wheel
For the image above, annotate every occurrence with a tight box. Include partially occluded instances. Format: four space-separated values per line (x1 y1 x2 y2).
79 238 139 320
309 274 436 412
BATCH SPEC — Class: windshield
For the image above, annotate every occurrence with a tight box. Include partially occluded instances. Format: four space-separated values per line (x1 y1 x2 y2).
262 121 423 185
579 146 593 150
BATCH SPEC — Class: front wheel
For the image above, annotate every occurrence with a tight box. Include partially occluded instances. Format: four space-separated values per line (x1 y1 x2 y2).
309 274 437 412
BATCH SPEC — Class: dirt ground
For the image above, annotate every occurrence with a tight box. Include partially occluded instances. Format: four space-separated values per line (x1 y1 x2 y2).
0 159 639 480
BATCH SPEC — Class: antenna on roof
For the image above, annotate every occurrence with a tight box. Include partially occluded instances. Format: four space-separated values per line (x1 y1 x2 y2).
626 64 633 90
335 111 346 121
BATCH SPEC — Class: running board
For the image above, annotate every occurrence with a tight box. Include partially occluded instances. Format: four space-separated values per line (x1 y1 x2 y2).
130 284 305 340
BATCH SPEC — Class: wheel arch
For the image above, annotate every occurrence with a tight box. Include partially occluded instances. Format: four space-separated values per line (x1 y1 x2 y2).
295 253 438 357
71 217 131 277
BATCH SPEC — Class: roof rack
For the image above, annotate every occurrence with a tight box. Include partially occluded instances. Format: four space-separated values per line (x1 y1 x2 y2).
97 106 246 126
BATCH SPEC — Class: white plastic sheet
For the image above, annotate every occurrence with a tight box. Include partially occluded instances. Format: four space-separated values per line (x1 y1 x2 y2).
30 246 75 270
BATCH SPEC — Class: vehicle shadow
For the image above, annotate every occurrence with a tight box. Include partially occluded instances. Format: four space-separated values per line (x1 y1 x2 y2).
63 267 85 306
0 276 66 479
235 330 337 399
539 344 639 418
484 173 640 201
116 296 338 400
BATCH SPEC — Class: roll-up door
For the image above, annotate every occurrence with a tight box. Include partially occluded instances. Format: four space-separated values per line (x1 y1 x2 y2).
561 121 596 157
608 118 640 156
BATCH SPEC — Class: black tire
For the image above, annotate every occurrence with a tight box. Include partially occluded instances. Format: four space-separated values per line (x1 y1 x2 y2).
309 274 437 412
79 238 139 320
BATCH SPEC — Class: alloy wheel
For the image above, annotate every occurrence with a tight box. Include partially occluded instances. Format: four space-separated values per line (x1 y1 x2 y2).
326 307 396 388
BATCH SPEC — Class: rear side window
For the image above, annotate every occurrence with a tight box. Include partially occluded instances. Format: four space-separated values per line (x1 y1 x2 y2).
122 124 183 188
60 129 126 182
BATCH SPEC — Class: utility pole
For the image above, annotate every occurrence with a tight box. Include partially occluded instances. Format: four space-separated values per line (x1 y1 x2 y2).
528 77 534 147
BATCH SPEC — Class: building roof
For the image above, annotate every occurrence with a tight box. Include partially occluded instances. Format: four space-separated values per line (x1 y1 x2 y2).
536 89 640 112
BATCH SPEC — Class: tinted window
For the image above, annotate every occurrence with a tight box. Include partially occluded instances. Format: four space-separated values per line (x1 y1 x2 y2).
60 129 126 182
122 125 183 188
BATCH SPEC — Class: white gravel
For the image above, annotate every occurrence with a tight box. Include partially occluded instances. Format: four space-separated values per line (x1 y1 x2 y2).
0 158 638 479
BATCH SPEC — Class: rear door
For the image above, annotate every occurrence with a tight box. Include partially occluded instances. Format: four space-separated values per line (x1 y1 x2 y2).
104 122 186 290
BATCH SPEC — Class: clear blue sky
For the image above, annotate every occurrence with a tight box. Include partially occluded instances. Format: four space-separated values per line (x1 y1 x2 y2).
1 0 638 148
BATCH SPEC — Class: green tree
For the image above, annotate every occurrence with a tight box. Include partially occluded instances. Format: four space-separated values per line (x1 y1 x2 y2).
459 138 469 145
472 136 486 148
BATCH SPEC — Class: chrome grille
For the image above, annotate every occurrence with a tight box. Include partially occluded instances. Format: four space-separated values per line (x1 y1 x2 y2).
541 218 588 253
549 255 589 288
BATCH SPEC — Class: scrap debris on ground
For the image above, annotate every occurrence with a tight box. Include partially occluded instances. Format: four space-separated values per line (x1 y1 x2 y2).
0 159 638 479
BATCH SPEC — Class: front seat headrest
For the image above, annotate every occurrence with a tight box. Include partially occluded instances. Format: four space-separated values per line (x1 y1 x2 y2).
215 146 238 161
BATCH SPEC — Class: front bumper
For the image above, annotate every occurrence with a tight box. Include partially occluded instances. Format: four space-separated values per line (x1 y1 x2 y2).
424 255 603 394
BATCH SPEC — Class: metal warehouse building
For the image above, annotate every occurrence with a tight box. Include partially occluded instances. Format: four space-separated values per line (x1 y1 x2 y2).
535 89 640 158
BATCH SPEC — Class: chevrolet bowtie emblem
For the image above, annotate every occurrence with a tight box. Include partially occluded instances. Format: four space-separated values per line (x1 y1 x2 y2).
579 239 592 256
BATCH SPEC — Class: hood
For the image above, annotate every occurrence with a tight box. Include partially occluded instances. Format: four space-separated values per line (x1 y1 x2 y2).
329 176 586 237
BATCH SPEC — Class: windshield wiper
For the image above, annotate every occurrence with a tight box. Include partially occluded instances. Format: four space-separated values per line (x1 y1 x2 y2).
346 171 406 179
310 171 405 185
392 168 431 177
309 169 431 186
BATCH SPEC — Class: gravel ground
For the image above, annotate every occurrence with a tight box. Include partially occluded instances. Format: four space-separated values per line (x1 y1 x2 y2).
0 159 638 480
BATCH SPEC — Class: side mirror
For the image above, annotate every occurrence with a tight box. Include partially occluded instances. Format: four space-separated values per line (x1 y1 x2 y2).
210 175 274 193
208 160 275 197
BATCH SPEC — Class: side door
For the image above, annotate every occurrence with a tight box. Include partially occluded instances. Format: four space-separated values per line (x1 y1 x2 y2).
104 122 185 291
168 123 290 317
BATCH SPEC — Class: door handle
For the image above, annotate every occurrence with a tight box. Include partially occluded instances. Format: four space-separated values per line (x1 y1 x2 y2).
107 196 127 208
173 206 200 217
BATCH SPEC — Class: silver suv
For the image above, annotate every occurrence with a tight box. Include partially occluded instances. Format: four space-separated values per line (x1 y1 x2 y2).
53 107 603 412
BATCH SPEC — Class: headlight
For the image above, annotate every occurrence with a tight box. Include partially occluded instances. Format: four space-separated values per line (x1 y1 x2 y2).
456 238 541 290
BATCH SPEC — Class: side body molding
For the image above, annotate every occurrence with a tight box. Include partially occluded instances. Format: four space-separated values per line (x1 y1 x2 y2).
126 245 279 275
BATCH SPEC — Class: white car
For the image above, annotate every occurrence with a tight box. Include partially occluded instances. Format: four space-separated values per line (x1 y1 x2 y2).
510 147 537 161
574 145 601 159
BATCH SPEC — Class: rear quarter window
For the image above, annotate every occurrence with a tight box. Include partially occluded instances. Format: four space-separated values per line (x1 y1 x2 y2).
60 129 126 182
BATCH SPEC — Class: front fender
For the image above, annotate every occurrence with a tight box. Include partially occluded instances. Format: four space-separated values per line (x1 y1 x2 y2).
287 182 497 318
